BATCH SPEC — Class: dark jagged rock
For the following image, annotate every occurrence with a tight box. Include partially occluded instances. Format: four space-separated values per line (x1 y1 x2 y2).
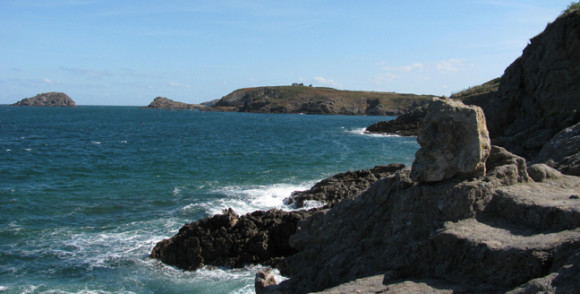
146 97 205 110
533 122 580 176
150 208 315 271
12 92 76 107
364 106 427 136
469 9 580 161
284 164 405 209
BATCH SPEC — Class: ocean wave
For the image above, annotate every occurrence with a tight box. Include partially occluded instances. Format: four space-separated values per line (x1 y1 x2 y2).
345 127 401 137
196 182 316 216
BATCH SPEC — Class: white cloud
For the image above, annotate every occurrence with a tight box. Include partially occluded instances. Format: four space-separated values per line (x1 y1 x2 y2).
313 77 339 87
436 59 465 73
383 63 424 72
169 81 191 88
43 78 54 84
372 73 398 84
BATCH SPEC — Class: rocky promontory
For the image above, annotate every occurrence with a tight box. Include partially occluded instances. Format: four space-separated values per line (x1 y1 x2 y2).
209 85 433 115
366 8 580 177
12 92 76 107
146 97 205 110
149 6 580 294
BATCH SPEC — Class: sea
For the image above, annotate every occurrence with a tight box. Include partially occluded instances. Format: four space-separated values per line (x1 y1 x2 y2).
0 106 419 294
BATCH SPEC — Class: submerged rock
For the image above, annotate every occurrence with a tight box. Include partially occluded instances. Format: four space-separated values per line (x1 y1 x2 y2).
410 98 491 182
12 92 76 107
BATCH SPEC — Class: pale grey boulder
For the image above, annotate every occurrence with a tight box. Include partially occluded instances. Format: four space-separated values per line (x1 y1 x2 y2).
411 98 491 182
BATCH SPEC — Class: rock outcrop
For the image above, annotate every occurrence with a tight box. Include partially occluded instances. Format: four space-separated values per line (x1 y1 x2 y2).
210 85 433 115
410 98 491 182
364 105 427 136
150 208 315 271
476 8 580 160
365 9 580 177
266 146 580 293
284 164 405 209
12 92 76 107
146 97 205 110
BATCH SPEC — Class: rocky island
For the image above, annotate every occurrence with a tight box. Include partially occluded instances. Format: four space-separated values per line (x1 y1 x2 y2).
150 7 580 294
12 92 76 107
145 96 206 110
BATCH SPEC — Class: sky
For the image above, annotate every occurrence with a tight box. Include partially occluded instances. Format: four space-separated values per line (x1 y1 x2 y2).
0 0 574 106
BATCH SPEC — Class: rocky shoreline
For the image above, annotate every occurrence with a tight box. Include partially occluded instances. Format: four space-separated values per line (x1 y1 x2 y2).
149 8 580 294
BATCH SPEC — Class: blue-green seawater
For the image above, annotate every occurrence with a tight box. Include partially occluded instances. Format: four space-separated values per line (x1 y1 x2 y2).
0 106 419 293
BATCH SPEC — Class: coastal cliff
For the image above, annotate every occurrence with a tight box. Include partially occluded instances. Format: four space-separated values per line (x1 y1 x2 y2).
210 85 433 115
366 8 580 177
12 92 76 107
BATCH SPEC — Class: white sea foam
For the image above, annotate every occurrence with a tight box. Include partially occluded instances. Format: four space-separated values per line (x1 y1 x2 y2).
202 182 316 216
347 128 401 137
91 141 101 145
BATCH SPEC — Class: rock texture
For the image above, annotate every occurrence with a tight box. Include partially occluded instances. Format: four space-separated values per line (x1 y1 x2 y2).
210 85 433 115
364 105 427 136
469 9 580 161
150 208 315 271
410 98 491 182
284 164 405 209
12 92 76 107
534 122 580 176
146 97 205 110
266 147 580 293
255 268 277 294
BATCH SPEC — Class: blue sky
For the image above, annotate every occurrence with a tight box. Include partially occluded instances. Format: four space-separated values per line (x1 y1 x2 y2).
0 0 574 106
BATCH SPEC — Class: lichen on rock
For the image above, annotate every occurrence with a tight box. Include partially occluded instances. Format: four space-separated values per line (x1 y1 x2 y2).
410 98 491 182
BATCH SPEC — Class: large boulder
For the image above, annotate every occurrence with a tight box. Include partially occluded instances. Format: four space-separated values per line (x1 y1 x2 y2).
410 98 491 182
12 92 76 107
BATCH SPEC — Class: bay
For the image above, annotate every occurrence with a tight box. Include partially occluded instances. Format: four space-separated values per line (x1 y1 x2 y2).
0 106 418 293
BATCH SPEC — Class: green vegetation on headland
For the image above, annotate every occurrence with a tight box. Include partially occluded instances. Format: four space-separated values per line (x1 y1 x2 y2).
206 84 434 115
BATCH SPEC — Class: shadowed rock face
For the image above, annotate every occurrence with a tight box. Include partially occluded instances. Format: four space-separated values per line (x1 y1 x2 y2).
268 147 580 294
12 92 76 107
411 98 491 182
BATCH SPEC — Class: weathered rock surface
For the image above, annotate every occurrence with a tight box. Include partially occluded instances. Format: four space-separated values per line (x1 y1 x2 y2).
265 147 580 293
284 164 405 209
210 85 433 115
146 97 205 110
12 92 76 107
410 98 491 182
534 122 580 176
150 208 315 271
364 105 427 136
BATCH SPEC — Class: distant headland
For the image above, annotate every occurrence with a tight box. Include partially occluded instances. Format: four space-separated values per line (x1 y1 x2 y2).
146 85 434 115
